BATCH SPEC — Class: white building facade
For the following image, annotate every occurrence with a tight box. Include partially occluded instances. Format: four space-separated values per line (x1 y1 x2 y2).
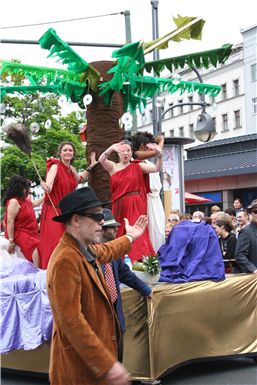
135 25 257 213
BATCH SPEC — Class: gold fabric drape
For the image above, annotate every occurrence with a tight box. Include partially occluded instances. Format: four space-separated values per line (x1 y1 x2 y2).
122 274 257 381
2 274 257 381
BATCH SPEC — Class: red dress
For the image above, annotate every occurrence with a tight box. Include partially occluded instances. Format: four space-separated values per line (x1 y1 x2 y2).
39 159 78 269
111 162 155 262
5 197 40 262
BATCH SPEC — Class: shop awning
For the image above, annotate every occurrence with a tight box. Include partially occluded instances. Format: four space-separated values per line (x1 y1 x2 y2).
185 192 213 204
185 149 257 180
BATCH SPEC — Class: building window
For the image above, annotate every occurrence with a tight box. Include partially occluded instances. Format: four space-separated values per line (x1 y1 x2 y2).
188 96 193 111
179 126 184 137
221 84 227 100
189 124 194 137
233 79 239 96
212 117 216 130
251 63 257 82
178 99 183 114
168 103 174 118
170 129 174 137
234 110 241 128
222 114 229 132
253 98 257 114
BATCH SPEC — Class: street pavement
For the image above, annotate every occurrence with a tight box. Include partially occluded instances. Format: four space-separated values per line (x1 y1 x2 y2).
1 357 257 385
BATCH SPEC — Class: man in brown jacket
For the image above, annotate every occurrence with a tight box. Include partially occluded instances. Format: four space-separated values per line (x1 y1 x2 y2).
47 186 147 385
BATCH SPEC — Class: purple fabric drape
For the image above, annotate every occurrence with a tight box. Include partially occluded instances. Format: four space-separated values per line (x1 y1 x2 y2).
159 221 225 283
0 256 52 354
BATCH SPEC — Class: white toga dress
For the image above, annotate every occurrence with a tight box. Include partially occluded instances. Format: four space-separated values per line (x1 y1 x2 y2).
146 160 166 253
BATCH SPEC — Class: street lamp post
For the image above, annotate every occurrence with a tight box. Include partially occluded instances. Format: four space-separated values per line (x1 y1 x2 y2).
148 0 217 215
161 101 216 143
150 0 162 137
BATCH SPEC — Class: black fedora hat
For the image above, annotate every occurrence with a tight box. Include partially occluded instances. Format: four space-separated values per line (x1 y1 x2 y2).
102 209 120 227
53 187 103 223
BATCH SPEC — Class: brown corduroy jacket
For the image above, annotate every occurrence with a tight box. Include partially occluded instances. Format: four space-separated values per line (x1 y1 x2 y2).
47 232 131 385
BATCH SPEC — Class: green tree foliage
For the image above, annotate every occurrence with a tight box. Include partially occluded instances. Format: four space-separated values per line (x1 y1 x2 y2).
1 93 87 195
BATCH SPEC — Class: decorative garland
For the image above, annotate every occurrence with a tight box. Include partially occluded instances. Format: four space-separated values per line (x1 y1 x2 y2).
1 24 231 112
144 44 233 75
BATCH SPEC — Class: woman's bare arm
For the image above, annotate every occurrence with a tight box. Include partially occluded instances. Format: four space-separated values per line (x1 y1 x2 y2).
139 144 162 173
40 164 58 193
78 152 99 182
99 142 124 174
6 199 20 253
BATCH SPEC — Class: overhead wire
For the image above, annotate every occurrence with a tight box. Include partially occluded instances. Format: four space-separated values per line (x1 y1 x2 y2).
1 12 124 30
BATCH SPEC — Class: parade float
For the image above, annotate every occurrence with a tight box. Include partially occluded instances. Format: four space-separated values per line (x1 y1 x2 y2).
1 16 257 383
1 247 257 382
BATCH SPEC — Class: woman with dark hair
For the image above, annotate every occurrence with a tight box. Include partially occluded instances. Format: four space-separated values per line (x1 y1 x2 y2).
131 132 165 252
3 175 43 267
233 197 244 215
39 141 97 269
214 219 237 273
99 140 162 262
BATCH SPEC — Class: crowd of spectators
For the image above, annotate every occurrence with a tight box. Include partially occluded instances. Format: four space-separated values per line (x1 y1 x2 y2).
162 198 257 275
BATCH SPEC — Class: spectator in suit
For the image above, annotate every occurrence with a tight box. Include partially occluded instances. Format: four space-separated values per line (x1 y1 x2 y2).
235 210 250 237
235 199 257 274
100 209 152 362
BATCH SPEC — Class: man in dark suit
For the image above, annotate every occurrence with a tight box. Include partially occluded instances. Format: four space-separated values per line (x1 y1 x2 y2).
235 199 257 274
100 209 152 362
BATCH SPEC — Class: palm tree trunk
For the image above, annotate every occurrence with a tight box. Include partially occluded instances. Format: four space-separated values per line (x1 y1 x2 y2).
86 61 124 204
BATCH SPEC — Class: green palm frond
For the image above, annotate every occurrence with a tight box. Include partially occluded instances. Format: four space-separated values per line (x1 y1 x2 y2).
144 44 233 75
0 60 86 101
99 73 221 112
39 28 100 91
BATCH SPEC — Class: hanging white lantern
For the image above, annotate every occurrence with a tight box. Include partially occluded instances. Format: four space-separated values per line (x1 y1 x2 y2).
121 112 133 125
0 103 6 114
124 122 133 131
155 96 165 108
30 122 40 133
76 111 82 120
83 94 93 107
44 119 52 129
172 73 182 85
79 123 85 130
58 95 67 108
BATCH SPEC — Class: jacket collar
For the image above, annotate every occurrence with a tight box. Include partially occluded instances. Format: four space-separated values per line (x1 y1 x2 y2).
61 232 111 303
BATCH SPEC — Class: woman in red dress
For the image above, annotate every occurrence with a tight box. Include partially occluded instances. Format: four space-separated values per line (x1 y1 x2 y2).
39 141 97 269
99 140 163 262
3 175 43 267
